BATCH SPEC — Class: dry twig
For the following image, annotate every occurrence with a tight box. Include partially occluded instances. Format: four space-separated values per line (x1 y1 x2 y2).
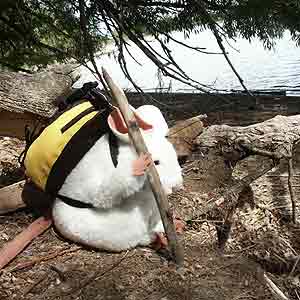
263 272 290 300
21 272 49 298
288 255 300 277
191 158 277 219
197 0 254 98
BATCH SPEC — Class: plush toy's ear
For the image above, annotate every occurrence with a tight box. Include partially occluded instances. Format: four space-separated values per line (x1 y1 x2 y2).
108 107 153 143
135 105 169 137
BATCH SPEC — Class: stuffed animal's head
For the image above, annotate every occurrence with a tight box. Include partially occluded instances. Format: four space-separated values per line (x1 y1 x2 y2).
108 105 183 194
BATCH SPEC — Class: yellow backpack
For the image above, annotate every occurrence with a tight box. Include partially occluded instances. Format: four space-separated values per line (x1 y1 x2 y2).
22 84 119 203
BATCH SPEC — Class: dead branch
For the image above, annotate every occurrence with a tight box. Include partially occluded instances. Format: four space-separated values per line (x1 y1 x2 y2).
288 255 300 277
102 67 184 266
7 246 81 273
197 0 254 98
97 0 221 94
263 272 290 300
78 0 109 95
190 157 277 220
189 114 300 250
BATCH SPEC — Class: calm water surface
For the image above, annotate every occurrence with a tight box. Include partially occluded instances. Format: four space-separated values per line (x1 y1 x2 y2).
75 30 300 95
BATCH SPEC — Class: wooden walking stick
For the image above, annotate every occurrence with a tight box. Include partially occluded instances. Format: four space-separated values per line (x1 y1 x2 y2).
102 68 184 266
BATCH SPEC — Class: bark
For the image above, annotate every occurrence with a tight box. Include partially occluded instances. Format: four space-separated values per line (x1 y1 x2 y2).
196 115 300 160
0 64 80 139
190 115 300 219
0 180 26 214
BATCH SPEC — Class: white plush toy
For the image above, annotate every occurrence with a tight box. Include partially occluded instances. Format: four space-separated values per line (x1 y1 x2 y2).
52 105 183 251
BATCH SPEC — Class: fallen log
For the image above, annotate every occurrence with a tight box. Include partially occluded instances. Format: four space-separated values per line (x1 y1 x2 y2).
0 180 26 214
193 114 300 219
0 64 80 139
196 115 300 161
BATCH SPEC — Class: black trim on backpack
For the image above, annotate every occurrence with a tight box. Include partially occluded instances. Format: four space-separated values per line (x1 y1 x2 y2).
57 81 99 111
61 106 96 133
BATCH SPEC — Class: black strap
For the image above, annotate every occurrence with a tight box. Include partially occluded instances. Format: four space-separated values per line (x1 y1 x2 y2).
61 106 96 133
109 129 119 167
56 194 95 208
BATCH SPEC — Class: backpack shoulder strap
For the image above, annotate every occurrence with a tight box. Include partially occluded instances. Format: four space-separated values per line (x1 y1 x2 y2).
109 130 119 168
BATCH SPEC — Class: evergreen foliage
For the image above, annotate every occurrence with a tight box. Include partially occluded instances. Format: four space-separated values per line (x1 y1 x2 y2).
1 1 299 79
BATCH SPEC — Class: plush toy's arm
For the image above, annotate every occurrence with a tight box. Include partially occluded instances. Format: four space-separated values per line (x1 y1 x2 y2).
93 167 147 208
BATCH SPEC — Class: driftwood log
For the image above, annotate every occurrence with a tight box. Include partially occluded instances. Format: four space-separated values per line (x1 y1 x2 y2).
0 64 80 139
192 115 300 219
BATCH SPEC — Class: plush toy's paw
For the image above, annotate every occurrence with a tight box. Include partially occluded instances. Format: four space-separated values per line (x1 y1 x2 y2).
150 216 185 250
174 216 185 234
132 153 152 176
151 232 168 250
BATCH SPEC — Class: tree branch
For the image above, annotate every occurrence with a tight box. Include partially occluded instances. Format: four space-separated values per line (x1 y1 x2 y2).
78 0 110 94
196 0 254 98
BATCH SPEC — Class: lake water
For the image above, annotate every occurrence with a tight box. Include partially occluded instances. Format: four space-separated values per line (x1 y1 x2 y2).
74 30 300 95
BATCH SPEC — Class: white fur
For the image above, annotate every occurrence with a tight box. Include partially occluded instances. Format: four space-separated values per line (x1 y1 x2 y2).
52 106 183 251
